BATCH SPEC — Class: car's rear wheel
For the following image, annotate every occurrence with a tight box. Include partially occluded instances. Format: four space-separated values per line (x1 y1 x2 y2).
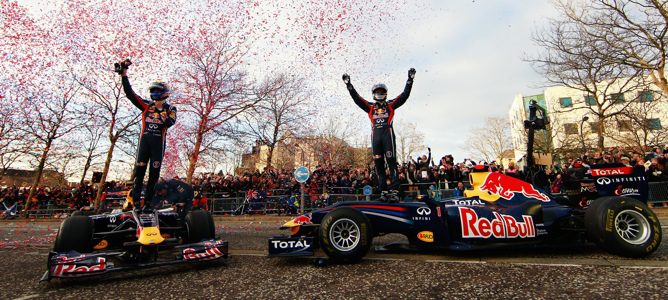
585 197 662 257
185 210 215 243
53 216 94 252
319 207 372 263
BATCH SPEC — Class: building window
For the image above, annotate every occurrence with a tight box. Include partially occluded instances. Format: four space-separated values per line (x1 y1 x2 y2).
617 120 633 132
564 123 579 135
589 122 599 134
639 90 654 102
559 97 573 108
584 95 597 106
646 118 662 130
610 93 625 104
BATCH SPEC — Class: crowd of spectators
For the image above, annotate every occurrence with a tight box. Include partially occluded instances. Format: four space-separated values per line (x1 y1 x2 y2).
0 181 126 217
3 145 668 216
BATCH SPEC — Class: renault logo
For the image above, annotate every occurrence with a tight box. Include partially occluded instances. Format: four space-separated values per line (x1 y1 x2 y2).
597 177 611 185
417 207 431 215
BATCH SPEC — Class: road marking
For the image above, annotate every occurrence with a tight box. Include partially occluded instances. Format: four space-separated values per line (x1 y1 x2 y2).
14 294 41 300
619 266 668 270
367 257 404 262
512 263 582 267
425 259 486 264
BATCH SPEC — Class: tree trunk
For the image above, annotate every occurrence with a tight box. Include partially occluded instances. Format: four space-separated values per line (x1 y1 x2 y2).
94 138 116 210
186 132 203 184
23 139 52 216
597 116 605 151
265 144 274 170
79 154 93 186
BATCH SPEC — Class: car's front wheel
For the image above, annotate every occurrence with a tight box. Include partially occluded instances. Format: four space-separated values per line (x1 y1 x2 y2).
53 216 94 252
185 210 215 243
319 207 373 263
585 197 662 257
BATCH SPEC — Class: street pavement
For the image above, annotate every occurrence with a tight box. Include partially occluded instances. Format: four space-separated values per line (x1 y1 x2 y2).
0 210 666 299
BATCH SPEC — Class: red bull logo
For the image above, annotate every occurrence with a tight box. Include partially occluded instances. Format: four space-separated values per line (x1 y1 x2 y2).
479 173 550 202
459 207 535 239
182 247 225 261
292 215 312 225
53 257 106 277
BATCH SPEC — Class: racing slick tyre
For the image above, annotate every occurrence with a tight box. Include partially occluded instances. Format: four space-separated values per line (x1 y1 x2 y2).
585 196 662 258
185 210 215 243
53 216 94 253
319 207 373 263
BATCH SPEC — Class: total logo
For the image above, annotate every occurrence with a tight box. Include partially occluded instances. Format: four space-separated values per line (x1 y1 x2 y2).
413 207 431 221
53 257 106 277
591 167 632 177
450 199 486 206
459 207 535 239
271 239 311 249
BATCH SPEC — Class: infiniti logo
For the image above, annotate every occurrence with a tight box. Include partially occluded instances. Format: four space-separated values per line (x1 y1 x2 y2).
417 207 431 215
597 177 611 185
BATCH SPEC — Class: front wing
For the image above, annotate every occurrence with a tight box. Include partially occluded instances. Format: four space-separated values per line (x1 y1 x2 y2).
41 239 228 281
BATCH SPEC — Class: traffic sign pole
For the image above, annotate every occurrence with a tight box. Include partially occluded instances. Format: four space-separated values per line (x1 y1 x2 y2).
293 166 310 214
300 183 304 214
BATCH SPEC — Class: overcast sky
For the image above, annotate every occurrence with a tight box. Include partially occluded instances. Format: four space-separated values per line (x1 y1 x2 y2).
18 0 560 165
325 1 559 161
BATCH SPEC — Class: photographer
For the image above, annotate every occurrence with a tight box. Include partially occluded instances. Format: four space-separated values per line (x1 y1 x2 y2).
116 60 177 210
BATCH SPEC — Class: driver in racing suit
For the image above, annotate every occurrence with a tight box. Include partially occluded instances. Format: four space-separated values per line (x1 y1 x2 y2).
154 178 194 219
343 68 416 201
119 66 177 210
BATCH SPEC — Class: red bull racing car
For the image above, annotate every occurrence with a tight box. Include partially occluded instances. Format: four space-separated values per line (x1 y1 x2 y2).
268 165 662 262
41 207 227 281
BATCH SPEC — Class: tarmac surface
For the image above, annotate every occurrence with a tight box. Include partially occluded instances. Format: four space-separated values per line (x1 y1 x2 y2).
1 209 667 299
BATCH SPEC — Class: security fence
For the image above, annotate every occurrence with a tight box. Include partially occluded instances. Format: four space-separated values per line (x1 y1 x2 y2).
8 182 668 218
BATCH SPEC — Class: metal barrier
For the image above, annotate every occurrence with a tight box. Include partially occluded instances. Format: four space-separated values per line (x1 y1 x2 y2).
7 182 668 218
648 182 668 205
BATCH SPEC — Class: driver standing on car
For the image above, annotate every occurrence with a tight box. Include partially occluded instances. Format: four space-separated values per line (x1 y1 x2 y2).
119 62 177 210
342 68 416 202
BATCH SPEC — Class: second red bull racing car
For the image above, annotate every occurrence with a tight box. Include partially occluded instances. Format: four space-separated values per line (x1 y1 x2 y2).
41 206 228 281
268 165 662 262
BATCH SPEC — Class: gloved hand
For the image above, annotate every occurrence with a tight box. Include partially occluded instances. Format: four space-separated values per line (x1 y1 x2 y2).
342 73 350 84
408 68 416 79
114 59 132 76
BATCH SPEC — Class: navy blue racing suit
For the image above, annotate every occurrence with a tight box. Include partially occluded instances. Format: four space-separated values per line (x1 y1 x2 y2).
346 79 413 191
154 179 194 209
122 76 177 207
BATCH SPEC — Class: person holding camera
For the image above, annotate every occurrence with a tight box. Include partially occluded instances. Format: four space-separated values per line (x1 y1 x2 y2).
342 68 416 202
116 60 177 210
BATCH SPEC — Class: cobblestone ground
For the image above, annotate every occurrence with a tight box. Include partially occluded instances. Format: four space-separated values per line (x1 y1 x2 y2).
1 212 666 299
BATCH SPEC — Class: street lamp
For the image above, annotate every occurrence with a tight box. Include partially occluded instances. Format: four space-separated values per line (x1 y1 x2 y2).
579 115 589 155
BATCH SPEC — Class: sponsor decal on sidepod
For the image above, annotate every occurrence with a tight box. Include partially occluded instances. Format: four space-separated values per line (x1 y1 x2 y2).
417 231 434 242
479 173 550 202
459 207 535 239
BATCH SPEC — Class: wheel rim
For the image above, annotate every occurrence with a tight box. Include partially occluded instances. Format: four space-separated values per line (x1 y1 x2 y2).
614 210 651 245
329 218 361 252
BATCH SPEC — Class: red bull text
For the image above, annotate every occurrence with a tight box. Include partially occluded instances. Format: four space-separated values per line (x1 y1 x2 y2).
459 207 535 239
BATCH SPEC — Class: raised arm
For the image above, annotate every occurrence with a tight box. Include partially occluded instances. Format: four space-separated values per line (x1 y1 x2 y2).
122 76 148 111
164 105 177 128
342 73 372 113
389 68 416 110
